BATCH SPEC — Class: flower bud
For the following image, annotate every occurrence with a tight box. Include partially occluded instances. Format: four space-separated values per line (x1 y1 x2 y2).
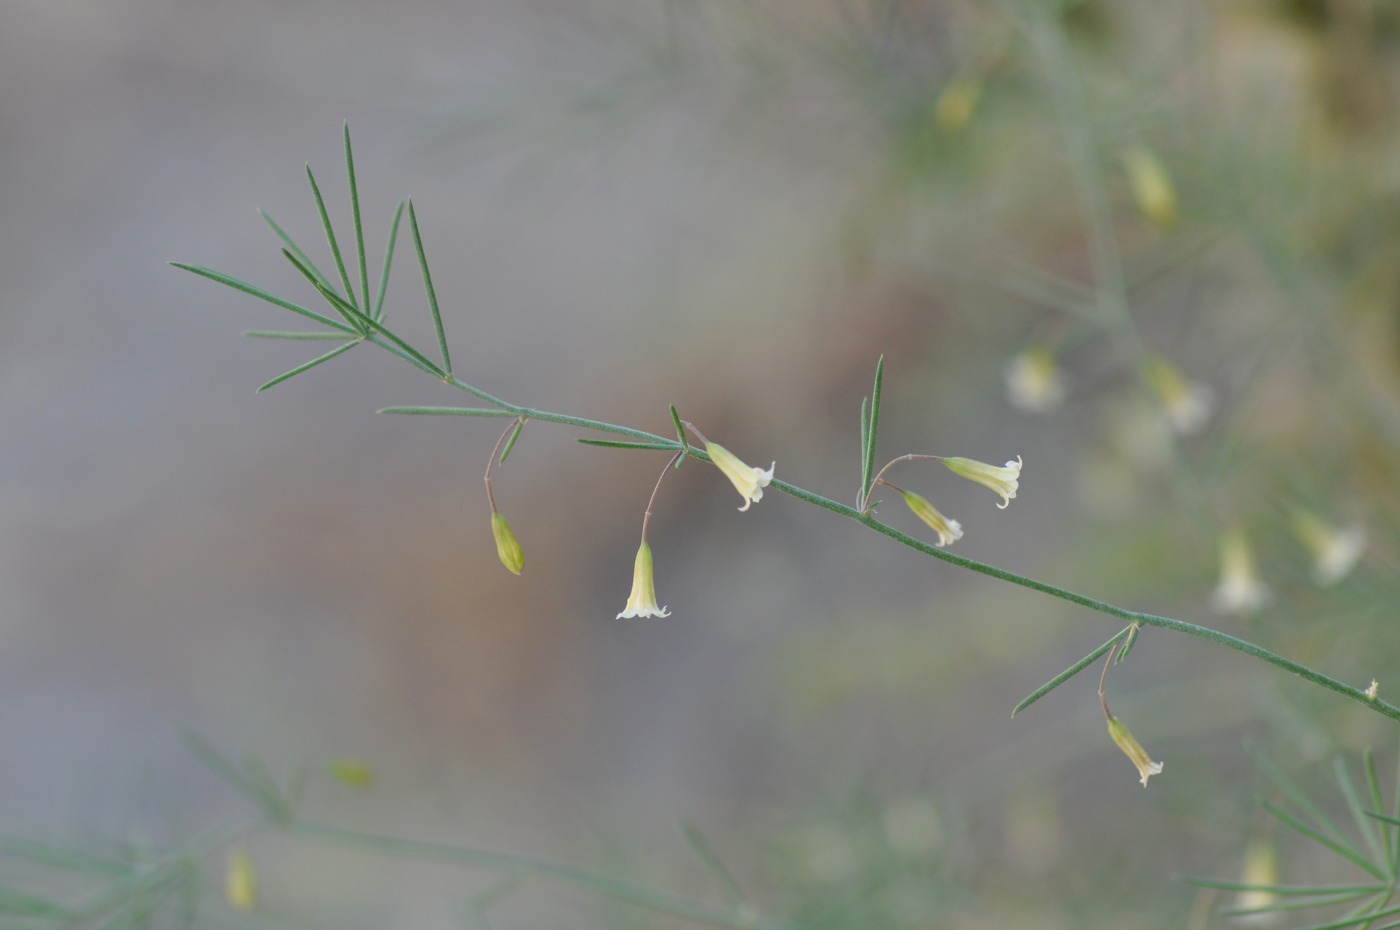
491 512 525 575
1122 145 1180 229
226 850 258 911
900 491 963 548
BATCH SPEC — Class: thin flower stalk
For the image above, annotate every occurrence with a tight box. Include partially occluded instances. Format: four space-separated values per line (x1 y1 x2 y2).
485 417 526 575
1099 642 1163 787
617 451 682 619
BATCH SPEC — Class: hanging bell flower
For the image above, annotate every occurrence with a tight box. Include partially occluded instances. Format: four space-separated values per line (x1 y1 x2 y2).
617 541 670 619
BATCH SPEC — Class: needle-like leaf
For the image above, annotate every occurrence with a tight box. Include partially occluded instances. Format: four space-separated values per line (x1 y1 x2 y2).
243 330 354 340
1012 626 1131 717
1253 751 1363 856
499 417 526 465
0 887 76 918
258 209 336 294
1262 800 1387 881
858 397 870 509
0 837 127 876
170 263 358 335
578 438 678 451
408 199 451 378
282 249 367 335
305 163 358 312
374 201 405 322
863 355 884 509
1335 756 1388 871
256 340 359 392
680 823 745 907
344 123 371 315
379 406 517 417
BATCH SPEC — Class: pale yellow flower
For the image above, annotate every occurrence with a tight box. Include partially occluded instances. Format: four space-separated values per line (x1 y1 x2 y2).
1366 679 1380 701
491 512 525 575
1145 356 1214 435
943 455 1022 509
617 541 669 619
900 491 963 547
934 78 982 133
226 850 258 911
1211 527 1271 617
1292 512 1366 586
1004 346 1067 414
1122 145 1180 229
1106 713 1163 787
1233 841 1281 926
706 442 774 511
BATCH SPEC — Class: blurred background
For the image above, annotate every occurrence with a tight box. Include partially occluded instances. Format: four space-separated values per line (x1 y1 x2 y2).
4 0 1400 926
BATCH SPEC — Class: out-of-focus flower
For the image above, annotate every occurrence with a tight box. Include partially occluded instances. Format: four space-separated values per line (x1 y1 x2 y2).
882 797 943 857
328 760 375 789
900 490 963 547
1005 346 1067 414
943 456 1022 509
226 850 258 911
1122 145 1180 229
934 78 983 133
1292 512 1366 586
1106 713 1163 787
617 541 669 619
706 442 774 512
1145 357 1214 435
1211 527 1271 616
1233 841 1281 926
1366 679 1380 701
490 512 525 575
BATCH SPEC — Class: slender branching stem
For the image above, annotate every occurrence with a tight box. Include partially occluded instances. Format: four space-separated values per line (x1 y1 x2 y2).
484 416 523 514
641 451 685 541
865 453 945 512
369 347 1399 723
1098 640 1121 719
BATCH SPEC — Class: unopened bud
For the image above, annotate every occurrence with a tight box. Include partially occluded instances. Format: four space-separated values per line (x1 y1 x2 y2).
491 512 525 575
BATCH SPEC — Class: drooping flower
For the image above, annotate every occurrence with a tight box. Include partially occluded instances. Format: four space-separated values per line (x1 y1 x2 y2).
1211 527 1271 616
1122 145 1180 230
943 456 1022 509
1144 356 1214 435
226 850 258 911
1232 840 1280 922
934 77 982 133
1292 511 1366 586
900 490 963 547
1005 346 1067 414
1106 713 1164 787
617 541 669 619
706 442 774 511
490 512 526 575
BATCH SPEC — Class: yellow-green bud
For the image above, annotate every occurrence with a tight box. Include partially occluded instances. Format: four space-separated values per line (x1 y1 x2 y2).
1106 713 1163 787
900 491 963 548
491 512 525 575
1122 145 1180 229
225 850 258 911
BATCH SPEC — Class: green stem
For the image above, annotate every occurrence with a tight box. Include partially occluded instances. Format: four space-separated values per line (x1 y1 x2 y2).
388 350 1398 723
